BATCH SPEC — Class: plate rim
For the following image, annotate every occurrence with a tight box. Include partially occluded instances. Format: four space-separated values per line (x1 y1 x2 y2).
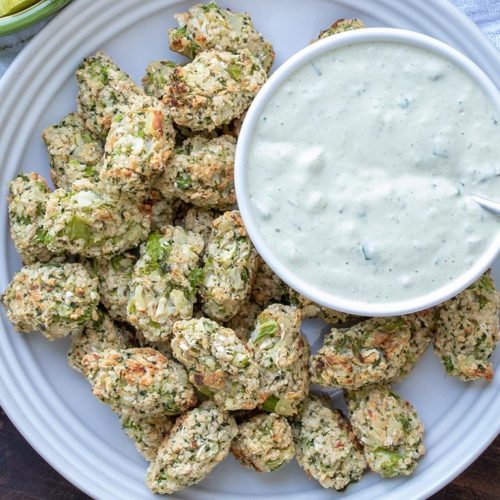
0 1 499 499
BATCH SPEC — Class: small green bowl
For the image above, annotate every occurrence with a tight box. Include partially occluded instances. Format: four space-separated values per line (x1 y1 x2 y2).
0 0 70 36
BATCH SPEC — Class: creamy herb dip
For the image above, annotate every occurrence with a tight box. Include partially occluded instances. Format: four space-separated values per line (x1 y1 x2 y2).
246 42 500 303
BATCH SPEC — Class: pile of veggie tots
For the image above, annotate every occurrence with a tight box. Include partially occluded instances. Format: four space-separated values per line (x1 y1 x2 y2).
2 2 499 495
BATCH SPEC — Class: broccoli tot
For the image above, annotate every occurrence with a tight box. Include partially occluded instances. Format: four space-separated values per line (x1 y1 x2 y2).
76 52 145 140
251 258 287 307
391 310 436 381
82 347 197 417
292 397 366 490
249 304 309 416
171 317 260 411
346 385 425 478
43 180 150 258
434 272 500 381
158 134 236 209
67 309 128 373
146 401 237 494
231 413 294 472
42 112 103 189
201 210 258 321
127 226 204 341
288 287 354 324
142 60 178 99
180 207 218 247
169 1 274 71
165 49 267 132
120 412 175 461
1 262 99 340
100 98 175 201
148 188 180 232
7 172 55 264
315 18 366 41
310 316 413 389
92 251 138 322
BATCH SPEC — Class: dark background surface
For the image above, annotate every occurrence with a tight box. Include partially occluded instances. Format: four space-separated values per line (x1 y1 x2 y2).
0 407 498 499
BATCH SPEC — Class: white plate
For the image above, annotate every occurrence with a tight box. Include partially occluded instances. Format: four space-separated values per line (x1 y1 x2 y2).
0 1 499 499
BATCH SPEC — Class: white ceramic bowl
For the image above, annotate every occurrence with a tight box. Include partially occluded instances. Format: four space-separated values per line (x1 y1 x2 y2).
1 3 500 498
235 27 500 317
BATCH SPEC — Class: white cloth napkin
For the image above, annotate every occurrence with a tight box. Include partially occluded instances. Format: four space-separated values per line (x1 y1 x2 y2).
0 1 499 77
451 0 500 48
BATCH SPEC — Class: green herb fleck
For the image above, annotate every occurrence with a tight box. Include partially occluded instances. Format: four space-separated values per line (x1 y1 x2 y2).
262 395 278 413
374 448 402 477
82 132 94 143
251 319 278 344
232 352 250 368
443 355 454 373
111 255 123 271
197 384 215 397
241 267 249 283
381 318 405 333
397 415 412 434
202 1 219 11
16 215 31 225
144 232 171 271
478 295 488 309
35 227 52 245
188 268 204 289
477 275 494 293
176 174 192 190
83 166 98 178
228 63 242 81
66 215 92 245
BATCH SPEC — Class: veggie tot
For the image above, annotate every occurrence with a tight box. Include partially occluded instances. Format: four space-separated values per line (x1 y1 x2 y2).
171 317 260 411
119 412 175 461
100 99 175 201
82 347 197 417
346 385 425 478
231 413 294 472
43 180 150 258
1 262 99 340
91 251 138 322
146 401 237 494
8 172 55 264
292 397 367 490
165 49 267 132
42 112 103 189
310 317 413 389
315 18 365 41
179 207 218 247
201 210 258 321
158 134 236 209
391 310 436 381
251 258 287 307
434 272 500 381
76 51 145 140
249 304 309 416
142 59 177 99
67 309 128 373
288 287 354 324
168 1 275 71
127 227 204 341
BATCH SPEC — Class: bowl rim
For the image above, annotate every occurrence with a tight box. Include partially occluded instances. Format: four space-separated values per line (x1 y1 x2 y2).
0 0 70 35
235 27 500 317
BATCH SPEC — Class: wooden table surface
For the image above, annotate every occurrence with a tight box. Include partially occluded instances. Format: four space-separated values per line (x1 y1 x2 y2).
0 406 498 499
